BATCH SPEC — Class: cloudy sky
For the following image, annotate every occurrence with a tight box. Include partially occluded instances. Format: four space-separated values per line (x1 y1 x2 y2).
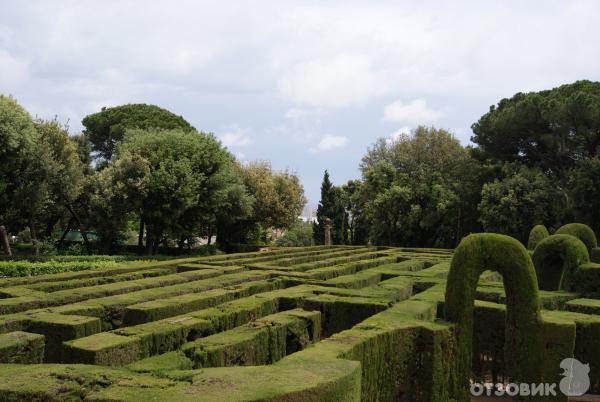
2 1 599 205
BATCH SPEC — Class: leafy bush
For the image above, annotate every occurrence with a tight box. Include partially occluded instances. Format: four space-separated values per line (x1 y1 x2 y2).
0 260 121 277
274 222 314 247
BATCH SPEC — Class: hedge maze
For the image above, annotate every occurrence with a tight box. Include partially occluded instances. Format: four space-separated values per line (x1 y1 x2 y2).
1 234 600 401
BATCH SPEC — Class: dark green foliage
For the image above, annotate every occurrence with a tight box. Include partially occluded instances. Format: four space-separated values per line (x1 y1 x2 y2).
593 248 600 263
0 95 37 202
313 170 348 245
82 103 193 160
572 263 600 297
341 179 369 245
0 245 598 401
555 223 598 254
528 224 549 250
274 221 313 247
182 309 320 368
472 80 600 172
532 234 590 291
360 126 484 247
569 157 600 236
0 331 44 363
0 259 121 277
444 233 543 401
478 167 566 243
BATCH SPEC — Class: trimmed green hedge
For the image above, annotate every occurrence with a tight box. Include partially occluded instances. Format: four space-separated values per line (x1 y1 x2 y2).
556 223 598 254
532 234 590 291
0 260 122 277
572 263 600 297
528 224 549 250
444 233 543 401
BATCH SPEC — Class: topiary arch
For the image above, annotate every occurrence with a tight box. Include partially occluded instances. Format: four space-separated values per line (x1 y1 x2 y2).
555 223 598 255
527 224 549 250
532 234 590 291
445 233 543 401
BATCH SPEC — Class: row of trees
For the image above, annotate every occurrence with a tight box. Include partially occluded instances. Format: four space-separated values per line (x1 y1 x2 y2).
314 80 600 247
0 97 306 255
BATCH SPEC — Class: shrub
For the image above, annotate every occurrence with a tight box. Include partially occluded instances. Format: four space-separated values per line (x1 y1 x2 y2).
527 224 549 250
556 223 598 254
274 222 314 247
532 234 590 291
0 260 120 277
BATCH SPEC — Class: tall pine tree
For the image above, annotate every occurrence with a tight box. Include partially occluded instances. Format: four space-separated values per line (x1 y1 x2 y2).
313 170 348 244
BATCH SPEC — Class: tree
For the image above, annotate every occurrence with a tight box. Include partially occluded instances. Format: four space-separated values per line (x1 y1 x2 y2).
221 161 306 246
341 180 368 245
1 98 86 255
313 171 347 245
274 220 314 247
471 80 600 175
86 152 150 253
478 166 566 243
118 128 234 254
29 120 86 250
0 95 38 255
568 157 600 235
82 104 194 160
360 126 476 247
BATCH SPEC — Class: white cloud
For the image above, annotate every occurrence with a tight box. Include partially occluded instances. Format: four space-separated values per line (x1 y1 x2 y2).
278 54 385 108
2 1 600 204
311 135 348 152
218 125 253 148
383 99 441 124
0 50 29 90
284 108 310 119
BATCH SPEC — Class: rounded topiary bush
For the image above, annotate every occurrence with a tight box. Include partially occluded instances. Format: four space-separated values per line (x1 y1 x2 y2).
532 234 590 291
555 223 597 254
527 224 549 250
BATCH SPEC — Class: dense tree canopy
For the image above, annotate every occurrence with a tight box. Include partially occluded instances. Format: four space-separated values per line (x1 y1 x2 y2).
218 161 306 247
3 80 600 255
478 166 566 242
472 80 600 174
0 97 86 254
0 95 37 223
115 128 241 253
82 104 194 160
359 126 476 247
568 157 600 235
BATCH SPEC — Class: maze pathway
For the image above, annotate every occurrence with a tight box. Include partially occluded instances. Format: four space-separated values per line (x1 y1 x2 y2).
0 245 598 401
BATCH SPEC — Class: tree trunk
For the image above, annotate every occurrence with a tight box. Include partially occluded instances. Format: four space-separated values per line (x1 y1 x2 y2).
137 217 145 255
44 217 60 239
153 230 163 255
57 217 74 251
145 230 153 255
64 202 91 255
0 225 11 257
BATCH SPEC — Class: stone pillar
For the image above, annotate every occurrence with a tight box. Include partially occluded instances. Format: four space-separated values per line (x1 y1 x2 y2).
323 218 332 246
